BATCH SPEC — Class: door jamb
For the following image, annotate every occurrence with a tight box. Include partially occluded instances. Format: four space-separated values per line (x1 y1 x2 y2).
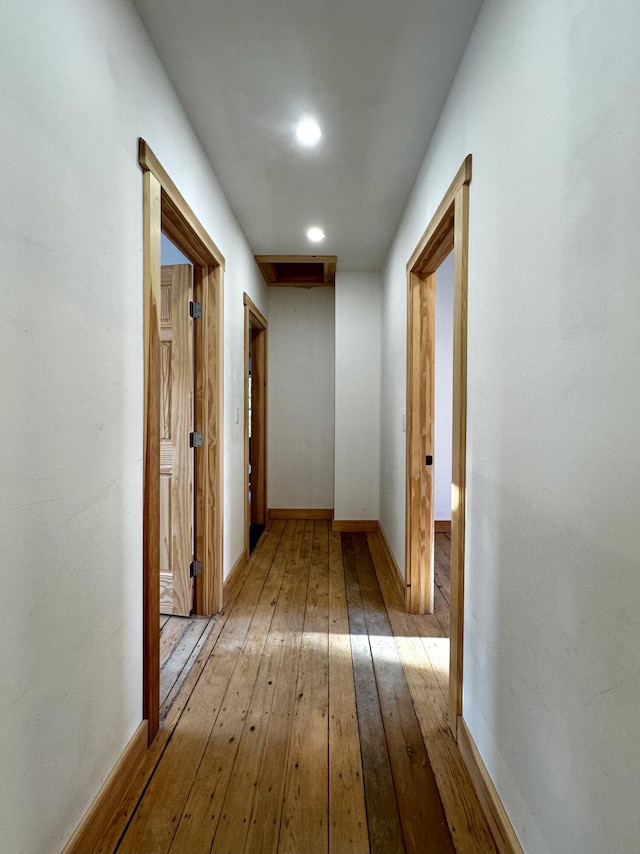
405 154 471 735
243 294 268 556
139 139 225 743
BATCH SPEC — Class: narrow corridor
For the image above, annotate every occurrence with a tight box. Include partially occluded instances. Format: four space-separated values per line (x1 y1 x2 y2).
99 521 496 854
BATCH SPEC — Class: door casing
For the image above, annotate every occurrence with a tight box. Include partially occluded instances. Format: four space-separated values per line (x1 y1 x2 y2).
405 155 471 735
244 294 267 556
140 139 224 743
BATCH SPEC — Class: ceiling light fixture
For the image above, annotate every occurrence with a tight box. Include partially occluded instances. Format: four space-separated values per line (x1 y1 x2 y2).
307 227 325 242
296 117 322 146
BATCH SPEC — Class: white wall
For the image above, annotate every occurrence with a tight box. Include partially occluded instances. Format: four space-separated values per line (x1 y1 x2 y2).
268 287 335 510
434 252 454 521
334 273 381 521
380 1 640 852
0 1 266 851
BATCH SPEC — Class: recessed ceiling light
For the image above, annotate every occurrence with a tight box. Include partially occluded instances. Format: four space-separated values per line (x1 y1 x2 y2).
307 227 325 242
296 117 322 146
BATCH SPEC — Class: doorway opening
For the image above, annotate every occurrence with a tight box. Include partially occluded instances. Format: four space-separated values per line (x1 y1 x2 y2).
244 294 267 556
140 139 224 742
405 155 471 735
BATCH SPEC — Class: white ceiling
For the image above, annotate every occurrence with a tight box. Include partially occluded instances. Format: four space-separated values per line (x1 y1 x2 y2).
133 0 483 271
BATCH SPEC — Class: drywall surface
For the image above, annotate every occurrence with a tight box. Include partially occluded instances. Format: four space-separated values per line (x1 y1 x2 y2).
380 1 640 852
334 273 381 521
434 253 453 521
0 1 266 851
268 287 335 510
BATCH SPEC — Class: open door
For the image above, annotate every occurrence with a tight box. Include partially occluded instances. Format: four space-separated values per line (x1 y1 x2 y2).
159 263 194 616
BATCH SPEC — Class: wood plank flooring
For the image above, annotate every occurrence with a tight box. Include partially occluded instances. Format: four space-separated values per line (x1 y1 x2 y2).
159 615 218 714
103 522 496 854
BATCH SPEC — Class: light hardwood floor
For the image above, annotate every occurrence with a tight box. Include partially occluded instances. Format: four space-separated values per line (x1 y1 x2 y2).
99 521 496 854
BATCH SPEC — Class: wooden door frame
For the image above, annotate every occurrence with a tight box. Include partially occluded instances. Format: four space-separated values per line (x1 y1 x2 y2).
406 154 471 735
139 139 225 743
243 294 268 556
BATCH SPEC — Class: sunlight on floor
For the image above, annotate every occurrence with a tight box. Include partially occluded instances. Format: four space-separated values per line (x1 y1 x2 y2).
309 630 450 677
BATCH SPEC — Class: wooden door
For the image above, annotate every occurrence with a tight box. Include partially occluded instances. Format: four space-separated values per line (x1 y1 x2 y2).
160 264 194 615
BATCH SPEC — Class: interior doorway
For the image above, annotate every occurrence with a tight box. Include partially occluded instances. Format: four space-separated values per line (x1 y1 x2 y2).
140 139 225 742
405 155 471 735
244 294 267 556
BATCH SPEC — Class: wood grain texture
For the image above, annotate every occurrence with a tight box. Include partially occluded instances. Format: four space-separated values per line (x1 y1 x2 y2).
457 717 523 854
141 141 224 623
254 255 337 287
376 521 406 604
143 169 162 742
352 533 454 854
212 522 311 854
194 265 224 616
141 143 225 748
406 155 471 273
434 520 451 532
117 523 285 854
224 547 249 593
279 522 330 854
139 139 225 269
328 531 369 854
406 270 435 615
250 324 267 527
61 723 148 854
167 525 292 854
91 521 503 854
332 519 378 533
159 616 214 708
342 534 405 854
159 264 194 617
244 293 268 555
268 508 333 521
367 531 499 854
94 525 286 854
449 179 470 733
405 155 472 734
243 522 314 854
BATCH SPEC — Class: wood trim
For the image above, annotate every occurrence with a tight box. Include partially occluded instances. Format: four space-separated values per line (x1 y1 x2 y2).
405 155 472 737
194 265 224 616
332 520 378 533
457 717 524 854
139 140 225 269
407 155 471 273
406 270 436 615
449 181 470 732
267 508 333 521
140 141 225 742
255 255 337 287
142 169 161 741
434 520 451 533
225 548 249 591
376 522 406 604
62 721 148 854
244 293 268 556
243 292 268 328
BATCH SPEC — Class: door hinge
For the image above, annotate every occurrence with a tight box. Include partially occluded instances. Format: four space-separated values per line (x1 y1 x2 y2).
189 431 202 448
425 455 433 466
190 559 202 578
189 301 202 319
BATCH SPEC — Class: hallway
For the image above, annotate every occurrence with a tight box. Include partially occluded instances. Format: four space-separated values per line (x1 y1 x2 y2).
99 521 496 854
